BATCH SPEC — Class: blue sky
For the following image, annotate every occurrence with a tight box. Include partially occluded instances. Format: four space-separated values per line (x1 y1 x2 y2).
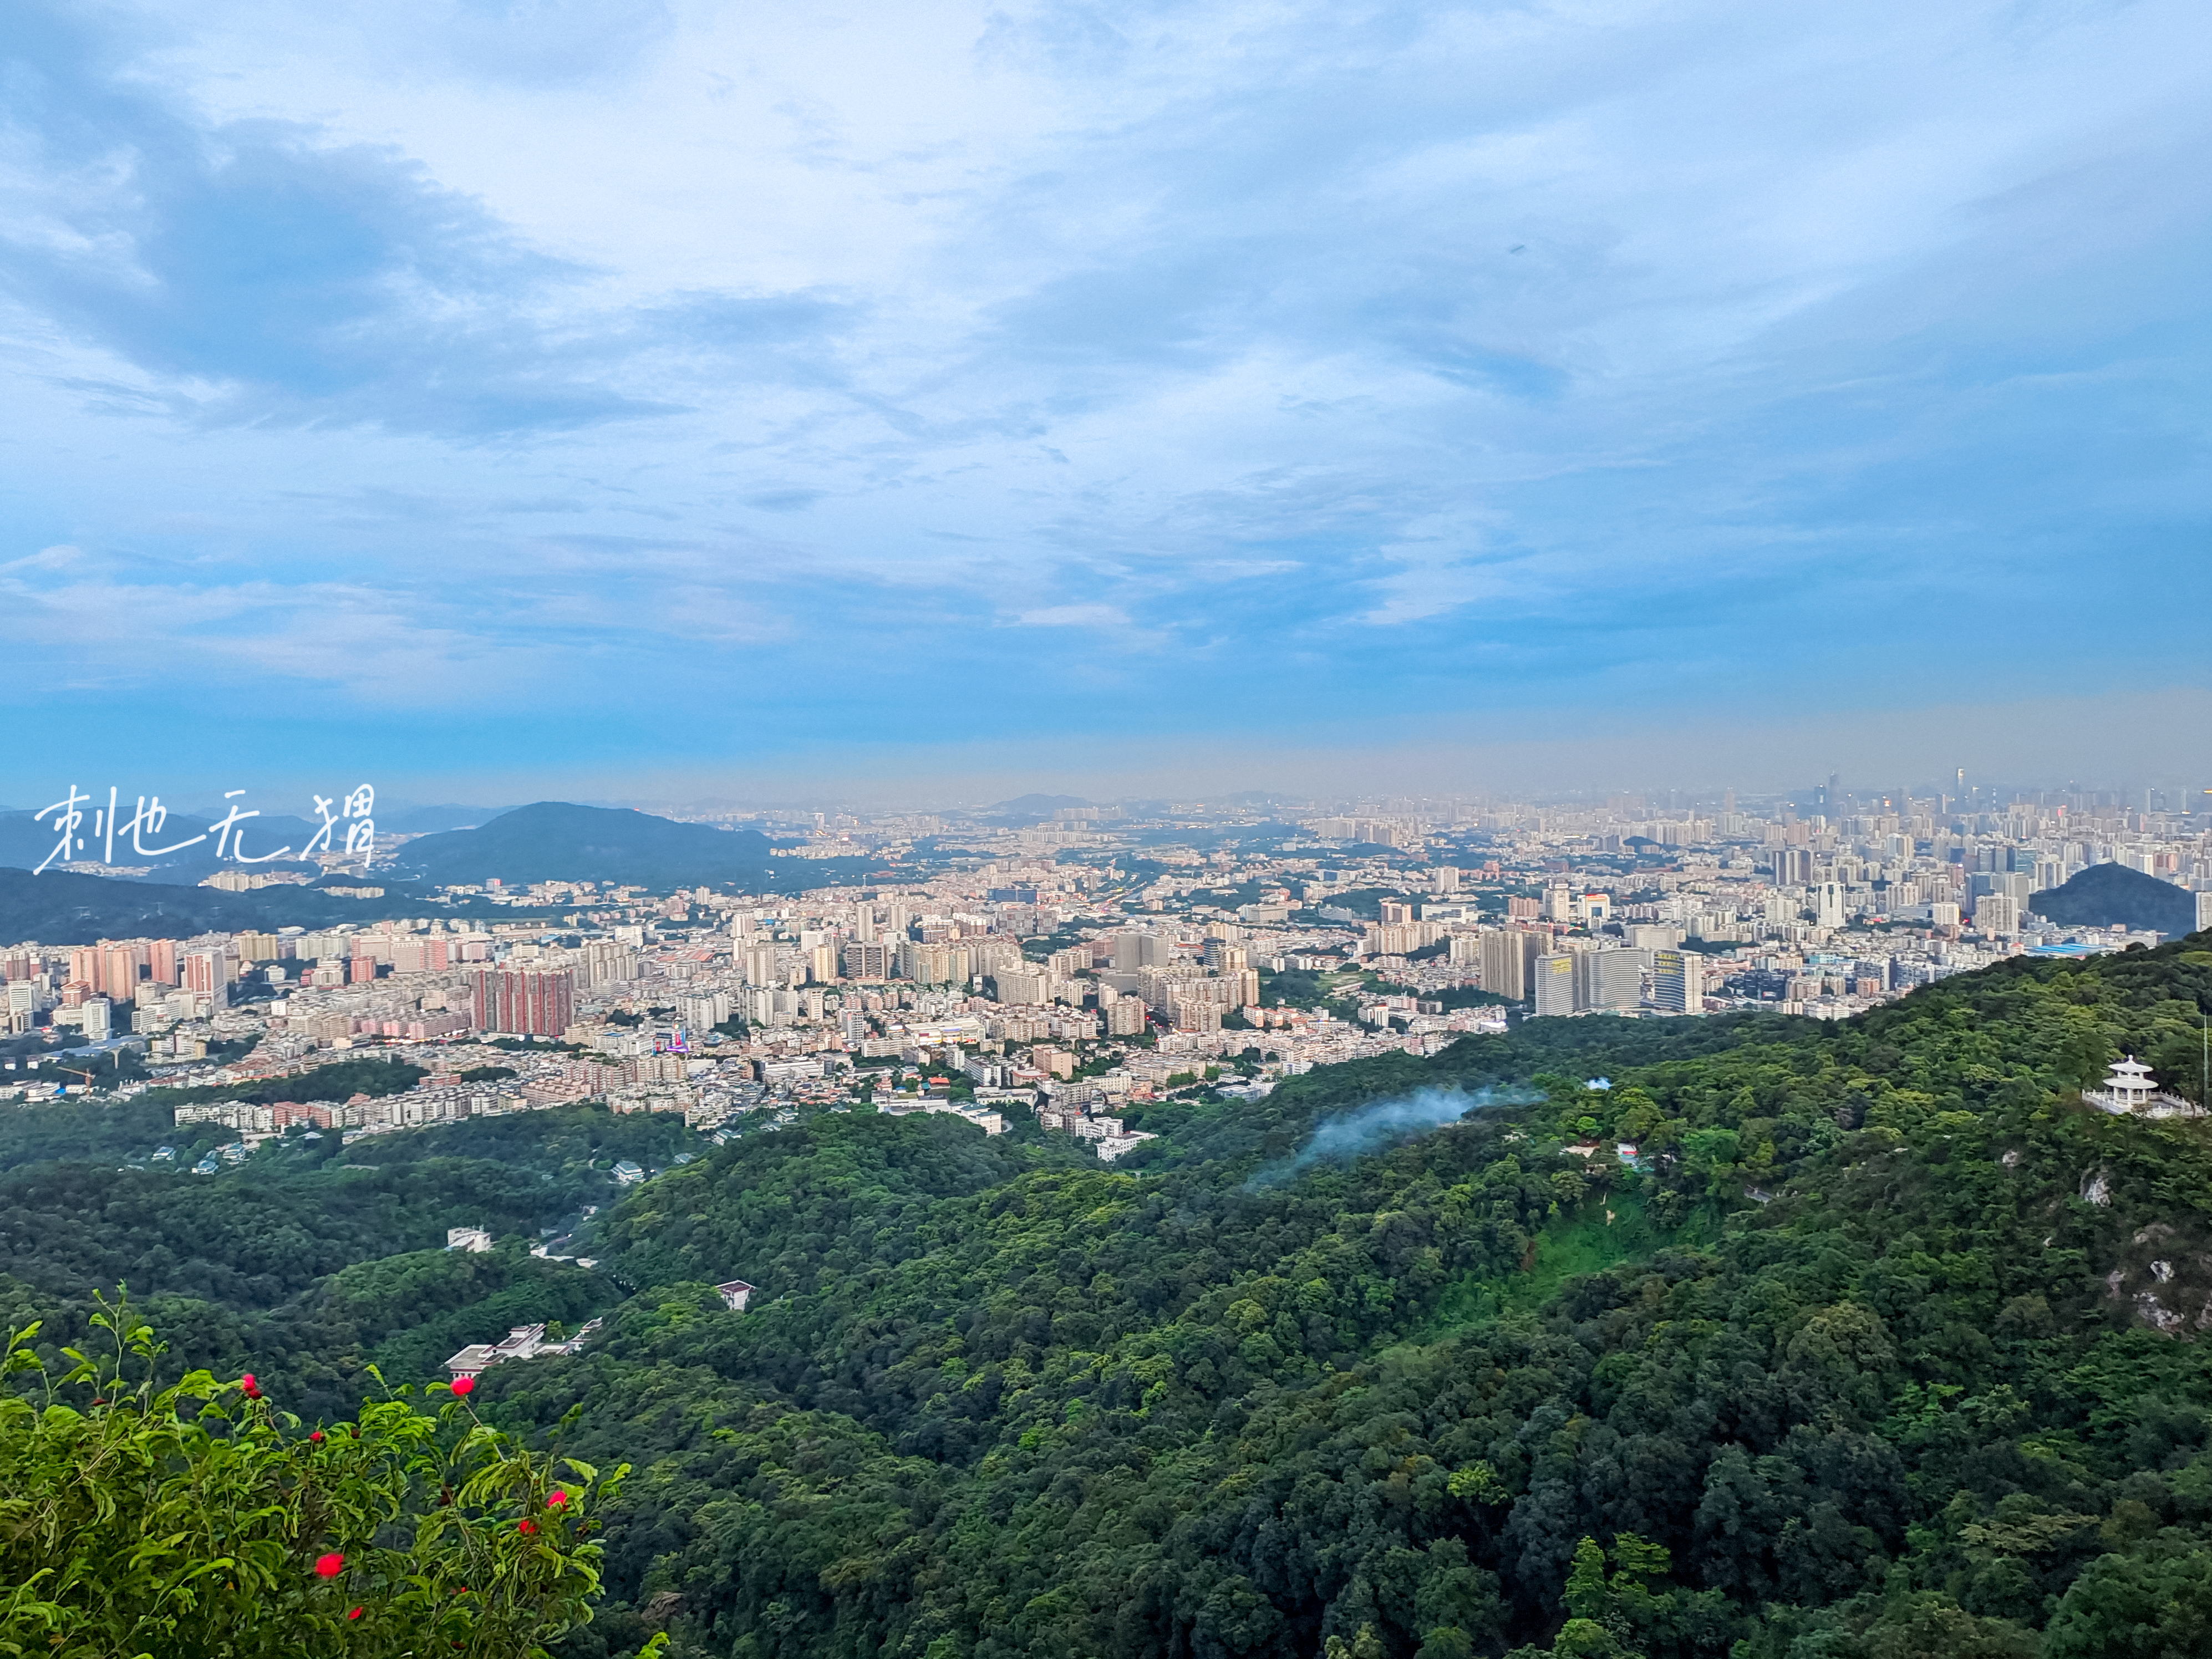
1 0 2207 806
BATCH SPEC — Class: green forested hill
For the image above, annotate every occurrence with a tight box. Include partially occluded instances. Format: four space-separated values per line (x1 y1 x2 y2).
10 943 2212 1656
455 938 2212 1659
0 1102 704 1424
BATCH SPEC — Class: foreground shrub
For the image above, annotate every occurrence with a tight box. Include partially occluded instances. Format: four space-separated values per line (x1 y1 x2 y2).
0 1296 649 1658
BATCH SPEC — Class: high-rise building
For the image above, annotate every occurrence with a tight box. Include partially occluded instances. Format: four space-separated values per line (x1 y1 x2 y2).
1772 848 1814 886
842 942 889 981
1974 894 2021 937
993 966 1049 1005
1532 953 1577 1017
1478 929 1543 1001
146 939 178 985
79 997 111 1041
1575 949 1644 1011
181 946 233 1005
2197 891 2212 933
581 941 638 985
1112 931 1166 971
745 986 797 1027
1814 881 1847 929
1104 994 1150 1036
471 969 575 1037
677 991 733 1032
105 946 141 1001
741 943 780 985
1652 950 1705 1015
897 942 973 985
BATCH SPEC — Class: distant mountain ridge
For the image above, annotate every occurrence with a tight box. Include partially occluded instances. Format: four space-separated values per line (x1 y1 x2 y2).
2030 861 2199 936
389 802 778 888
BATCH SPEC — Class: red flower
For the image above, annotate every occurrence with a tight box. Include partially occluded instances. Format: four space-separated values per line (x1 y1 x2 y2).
547 1490 568 1506
518 1519 537 1535
309 1431 325 1444
241 1373 262 1400
347 1607 364 1622
450 1376 475 1397
314 1553 344 1579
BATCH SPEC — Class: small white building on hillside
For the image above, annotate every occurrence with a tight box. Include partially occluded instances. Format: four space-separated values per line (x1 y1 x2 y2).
2086 1056 2200 1118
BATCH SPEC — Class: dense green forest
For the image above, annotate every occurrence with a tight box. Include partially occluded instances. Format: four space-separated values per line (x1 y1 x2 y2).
11 939 2212 1656
0 1102 706 1423
476 935 2212 1659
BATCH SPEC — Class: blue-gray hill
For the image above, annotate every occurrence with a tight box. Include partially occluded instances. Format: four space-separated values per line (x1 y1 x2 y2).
2029 861 2197 936
389 801 777 888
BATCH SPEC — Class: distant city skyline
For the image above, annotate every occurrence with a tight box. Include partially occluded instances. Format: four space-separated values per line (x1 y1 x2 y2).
6 681 2212 816
2 2 2206 791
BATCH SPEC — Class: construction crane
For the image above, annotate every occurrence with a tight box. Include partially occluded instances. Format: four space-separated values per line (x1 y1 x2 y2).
29 1060 100 1091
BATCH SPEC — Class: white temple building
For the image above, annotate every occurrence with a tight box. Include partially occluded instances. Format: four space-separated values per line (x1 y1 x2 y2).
2085 1055 2199 1117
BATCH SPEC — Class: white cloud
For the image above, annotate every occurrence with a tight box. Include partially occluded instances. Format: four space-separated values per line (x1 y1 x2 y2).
0 0 2204 777
1014 602 1128 628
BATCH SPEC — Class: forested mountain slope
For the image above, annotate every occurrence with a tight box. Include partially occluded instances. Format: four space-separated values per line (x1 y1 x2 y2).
0 1103 700 1424
8 940 2212 1656
462 938 2212 1659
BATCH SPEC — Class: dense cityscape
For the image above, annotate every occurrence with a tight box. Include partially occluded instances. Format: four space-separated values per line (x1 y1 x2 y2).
4 781 2203 1174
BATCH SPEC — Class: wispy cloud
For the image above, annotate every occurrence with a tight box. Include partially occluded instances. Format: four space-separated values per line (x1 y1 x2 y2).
0 0 2205 790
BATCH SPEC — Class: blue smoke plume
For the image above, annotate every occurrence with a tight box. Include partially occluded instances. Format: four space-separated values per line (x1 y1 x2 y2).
1247 1085 1541 1188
